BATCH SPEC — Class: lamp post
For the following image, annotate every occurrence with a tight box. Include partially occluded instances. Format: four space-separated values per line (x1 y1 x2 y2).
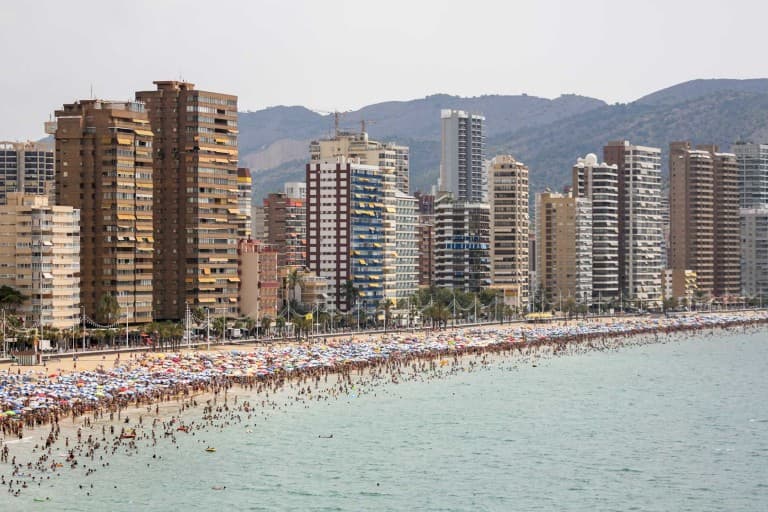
206 307 211 351
81 306 86 351
452 289 456 328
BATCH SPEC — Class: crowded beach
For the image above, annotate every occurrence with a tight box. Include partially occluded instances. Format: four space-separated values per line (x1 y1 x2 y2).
0 310 766 499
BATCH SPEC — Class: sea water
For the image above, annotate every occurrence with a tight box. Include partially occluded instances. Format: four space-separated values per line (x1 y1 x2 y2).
4 328 768 511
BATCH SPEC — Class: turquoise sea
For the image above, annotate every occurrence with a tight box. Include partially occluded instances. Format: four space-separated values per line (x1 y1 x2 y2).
3 328 768 511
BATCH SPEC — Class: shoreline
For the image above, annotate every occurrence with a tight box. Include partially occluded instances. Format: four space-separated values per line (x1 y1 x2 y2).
2 311 767 437
0 313 765 500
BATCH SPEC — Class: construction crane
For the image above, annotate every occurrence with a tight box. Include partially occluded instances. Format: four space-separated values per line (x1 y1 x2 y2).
311 109 350 137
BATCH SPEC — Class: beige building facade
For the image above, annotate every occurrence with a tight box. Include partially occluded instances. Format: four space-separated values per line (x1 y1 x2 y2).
488 155 529 311
0 193 80 329
535 192 593 308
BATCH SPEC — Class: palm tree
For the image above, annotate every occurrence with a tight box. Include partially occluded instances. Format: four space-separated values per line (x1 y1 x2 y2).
212 317 226 341
283 268 305 315
378 299 394 332
275 317 286 337
344 279 358 312
95 294 121 325
169 323 184 349
0 285 26 313
260 316 272 337
242 317 256 337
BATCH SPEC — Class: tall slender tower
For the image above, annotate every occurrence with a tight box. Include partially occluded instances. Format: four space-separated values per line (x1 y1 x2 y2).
136 81 240 320
711 149 740 297
604 140 663 308
488 155 529 311
669 142 715 295
572 153 619 306
669 142 740 298
54 99 154 324
306 158 384 313
439 110 486 202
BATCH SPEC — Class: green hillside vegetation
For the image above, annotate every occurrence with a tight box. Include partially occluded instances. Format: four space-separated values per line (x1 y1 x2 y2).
240 79 768 203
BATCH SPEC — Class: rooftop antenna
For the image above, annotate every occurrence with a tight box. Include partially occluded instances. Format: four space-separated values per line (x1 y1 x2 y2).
90 83 94 99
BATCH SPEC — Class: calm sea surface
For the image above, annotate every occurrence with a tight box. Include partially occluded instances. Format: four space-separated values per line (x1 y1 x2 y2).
5 328 768 511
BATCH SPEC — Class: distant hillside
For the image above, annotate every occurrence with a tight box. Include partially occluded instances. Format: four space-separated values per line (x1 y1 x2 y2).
240 78 768 204
239 93 606 203
491 88 768 195
636 78 768 106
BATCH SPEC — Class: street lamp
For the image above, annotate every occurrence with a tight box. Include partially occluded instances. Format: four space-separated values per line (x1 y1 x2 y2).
81 306 86 351
205 307 211 351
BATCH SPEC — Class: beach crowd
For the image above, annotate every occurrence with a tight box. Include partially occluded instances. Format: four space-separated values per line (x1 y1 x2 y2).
0 310 766 500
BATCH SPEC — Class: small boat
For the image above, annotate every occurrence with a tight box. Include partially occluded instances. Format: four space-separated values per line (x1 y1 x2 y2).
205 447 216 453
120 429 136 440
177 426 189 433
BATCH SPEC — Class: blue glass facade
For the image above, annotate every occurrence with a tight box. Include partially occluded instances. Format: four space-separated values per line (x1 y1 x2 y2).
350 167 384 313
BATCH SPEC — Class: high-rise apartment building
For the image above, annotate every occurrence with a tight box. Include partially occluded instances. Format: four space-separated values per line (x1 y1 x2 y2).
136 81 240 320
310 131 415 304
0 141 55 204
604 140 663 308
741 207 768 298
310 130 409 194
236 168 252 240
488 155 529 311
306 158 384 312
711 148 740 297
572 153 619 306
734 142 768 299
0 193 80 329
414 192 435 287
439 110 485 202
263 192 306 267
669 142 740 298
669 142 715 294
434 192 491 292
535 192 593 308
54 99 154 324
393 190 418 305
733 142 768 209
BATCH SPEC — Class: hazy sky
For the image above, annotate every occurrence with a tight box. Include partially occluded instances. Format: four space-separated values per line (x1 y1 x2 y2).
1 0 765 140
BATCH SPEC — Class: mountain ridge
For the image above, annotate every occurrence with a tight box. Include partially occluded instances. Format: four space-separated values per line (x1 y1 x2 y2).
237 78 768 203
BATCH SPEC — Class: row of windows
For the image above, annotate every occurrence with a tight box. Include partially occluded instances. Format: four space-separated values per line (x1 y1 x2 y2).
190 95 237 107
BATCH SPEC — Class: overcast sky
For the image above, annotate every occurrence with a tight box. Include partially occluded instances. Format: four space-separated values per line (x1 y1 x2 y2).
1 0 765 140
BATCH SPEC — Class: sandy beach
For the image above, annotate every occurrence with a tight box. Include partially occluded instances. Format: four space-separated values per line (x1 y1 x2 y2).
0 310 766 500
